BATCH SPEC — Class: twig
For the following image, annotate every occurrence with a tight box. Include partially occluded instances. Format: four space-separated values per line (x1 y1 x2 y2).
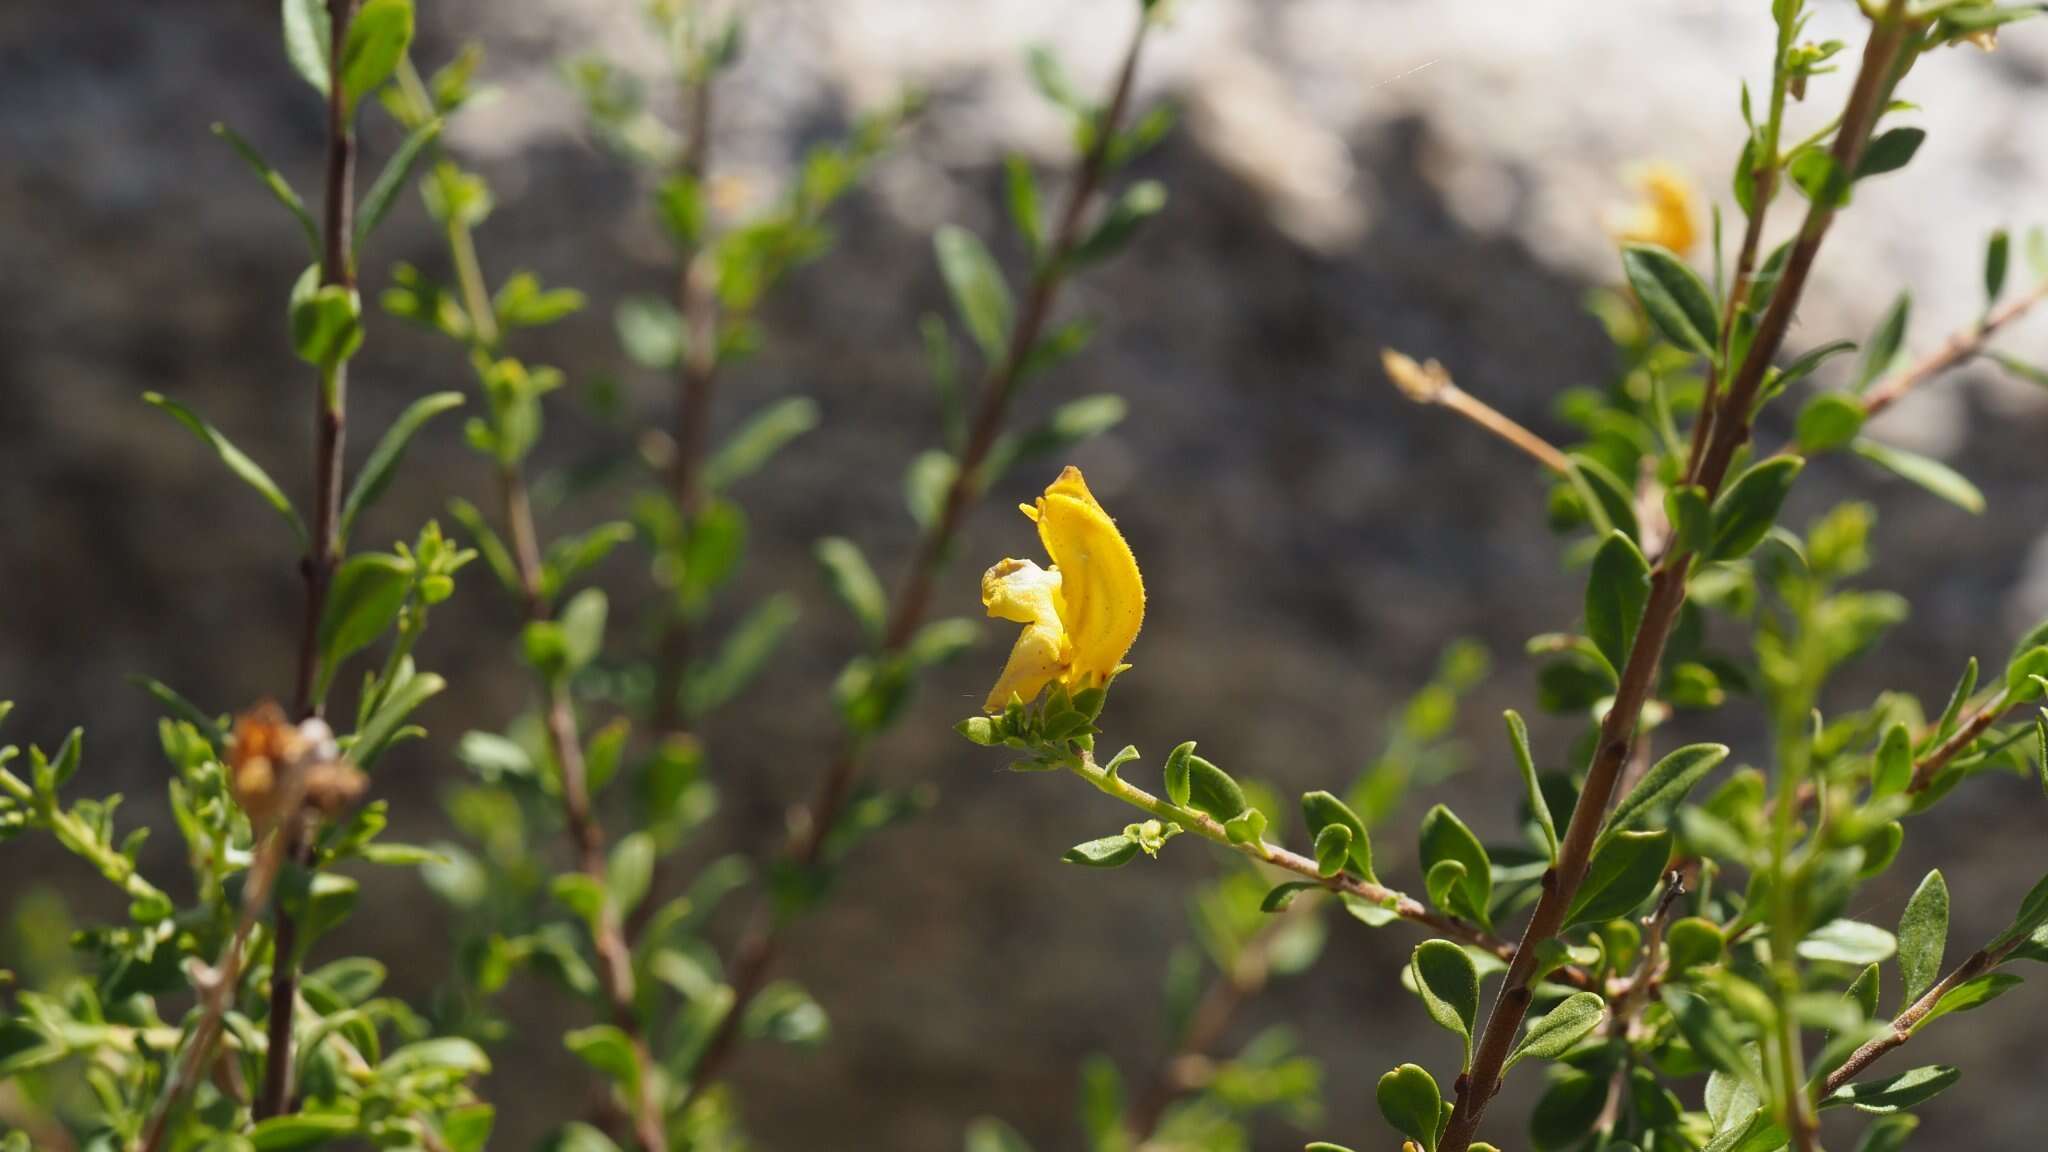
135 784 307 1152
650 42 721 740
432 150 670 1149
677 13 1159 1106
260 0 359 1119
1440 10 1914 1148
1820 937 2022 1095
1381 350 1571 476
1069 751 1592 989
1861 281 2048 421
1909 687 2012 792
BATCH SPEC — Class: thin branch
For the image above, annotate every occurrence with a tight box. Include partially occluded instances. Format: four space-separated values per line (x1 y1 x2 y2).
260 0 359 1120
1440 10 1914 1148
651 45 721 740
1068 751 1592 989
1821 936 2022 1095
1861 280 2048 421
1382 350 1572 476
443 209 671 1151
1909 687 2012 792
677 13 1159 1106
135 786 306 1152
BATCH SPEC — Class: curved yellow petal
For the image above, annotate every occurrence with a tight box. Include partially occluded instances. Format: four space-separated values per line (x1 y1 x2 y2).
981 558 1069 710
1615 163 1700 257
1032 466 1144 690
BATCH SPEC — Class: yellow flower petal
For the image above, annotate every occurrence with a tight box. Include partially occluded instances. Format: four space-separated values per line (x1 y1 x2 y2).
981 558 1069 711
1615 163 1700 257
1032 466 1144 691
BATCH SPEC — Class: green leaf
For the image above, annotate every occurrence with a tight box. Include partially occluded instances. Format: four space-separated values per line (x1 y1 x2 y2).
906 617 979 668
341 391 464 540
1710 456 1804 560
250 1114 358 1150
1532 1068 1609 1152
1823 1065 1959 1114
1798 920 1897 966
1301 789 1374 880
211 122 319 255
1916 972 2022 1029
966 1118 1036 1152
607 832 655 914
1567 454 1640 542
1068 180 1168 267
1586 531 1651 672
350 665 443 768
1375 1063 1442 1152
1410 940 1480 1058
1856 293 1911 392
1796 393 1866 454
1004 155 1042 261
1622 244 1720 359
1898 870 1949 1005
706 396 820 491
288 264 364 366
686 594 801 716
339 0 413 105
1419 805 1491 927
1185 755 1247 822
1856 127 1924 179
815 537 886 642
1854 1116 1920 1152
1162 741 1195 807
563 1025 640 1096
1993 870 2048 949
1064 834 1139 868
143 392 307 549
282 0 332 95
493 273 586 329
1985 228 2011 308
130 675 227 754
1665 484 1712 557
1664 987 1756 1086
1872 722 1913 798
1262 881 1322 912
903 450 957 528
379 1036 491 1077
1605 743 1728 838
355 118 442 246
318 553 411 689
934 225 1013 364
615 296 685 368
558 588 608 672
2006 645 2048 702
1312 824 1352 876
1852 439 1983 514
1790 147 1850 208
1566 828 1672 928
1666 916 1724 973
1507 991 1607 1069
1504 710 1558 861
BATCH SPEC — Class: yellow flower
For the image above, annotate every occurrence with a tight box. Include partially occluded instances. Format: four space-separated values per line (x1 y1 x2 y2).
1614 163 1701 257
981 466 1145 711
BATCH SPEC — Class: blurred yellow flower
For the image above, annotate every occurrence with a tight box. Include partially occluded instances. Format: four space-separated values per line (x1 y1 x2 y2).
981 466 1145 711
1615 163 1701 257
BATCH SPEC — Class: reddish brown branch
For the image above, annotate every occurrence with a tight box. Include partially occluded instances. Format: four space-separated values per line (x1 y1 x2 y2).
1439 10 1914 1147
260 0 360 1120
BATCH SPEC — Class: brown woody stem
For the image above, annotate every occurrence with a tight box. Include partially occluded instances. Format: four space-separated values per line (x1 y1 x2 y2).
1440 9 1913 1147
260 0 360 1120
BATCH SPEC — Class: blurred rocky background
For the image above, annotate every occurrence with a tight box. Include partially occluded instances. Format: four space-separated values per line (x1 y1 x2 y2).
4 0 2048 1147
